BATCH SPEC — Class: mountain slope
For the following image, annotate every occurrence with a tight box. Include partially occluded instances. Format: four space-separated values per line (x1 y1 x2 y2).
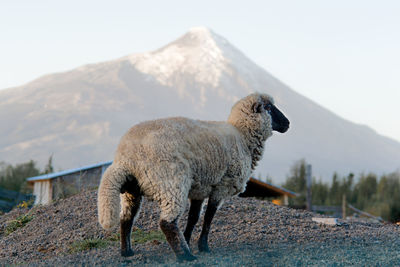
1 27 399 181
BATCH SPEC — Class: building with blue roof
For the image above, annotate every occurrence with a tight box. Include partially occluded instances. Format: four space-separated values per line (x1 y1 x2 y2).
27 161 112 204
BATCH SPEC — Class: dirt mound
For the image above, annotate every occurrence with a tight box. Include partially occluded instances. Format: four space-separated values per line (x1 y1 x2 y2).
1 190 400 266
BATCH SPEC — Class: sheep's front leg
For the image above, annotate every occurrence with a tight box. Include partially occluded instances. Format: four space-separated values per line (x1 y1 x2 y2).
183 199 204 246
160 218 197 261
198 197 221 253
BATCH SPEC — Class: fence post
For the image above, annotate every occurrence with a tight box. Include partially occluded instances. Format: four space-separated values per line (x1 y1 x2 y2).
306 164 312 211
342 194 347 219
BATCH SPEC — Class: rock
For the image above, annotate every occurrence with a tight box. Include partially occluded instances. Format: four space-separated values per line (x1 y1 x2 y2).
312 217 340 226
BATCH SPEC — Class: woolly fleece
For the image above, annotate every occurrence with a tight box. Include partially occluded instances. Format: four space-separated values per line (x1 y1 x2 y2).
98 93 275 229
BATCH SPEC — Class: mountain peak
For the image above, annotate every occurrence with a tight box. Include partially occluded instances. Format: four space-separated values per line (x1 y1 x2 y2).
127 27 227 89
185 26 221 43
124 27 269 102
187 26 213 36
179 26 228 48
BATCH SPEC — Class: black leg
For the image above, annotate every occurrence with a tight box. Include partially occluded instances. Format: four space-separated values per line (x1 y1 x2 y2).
160 219 197 262
198 197 221 253
183 199 204 246
120 216 134 256
120 178 142 257
120 193 142 257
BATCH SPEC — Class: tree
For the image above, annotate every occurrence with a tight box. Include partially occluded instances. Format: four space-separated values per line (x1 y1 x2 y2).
375 172 400 222
328 173 341 205
0 160 40 193
43 155 54 174
283 159 307 206
311 178 329 205
353 173 378 210
0 156 55 194
341 173 354 203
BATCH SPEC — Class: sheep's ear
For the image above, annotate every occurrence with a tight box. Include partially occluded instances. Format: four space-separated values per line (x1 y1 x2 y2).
252 102 263 113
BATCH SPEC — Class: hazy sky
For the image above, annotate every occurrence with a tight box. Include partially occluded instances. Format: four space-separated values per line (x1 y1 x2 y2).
1 0 399 142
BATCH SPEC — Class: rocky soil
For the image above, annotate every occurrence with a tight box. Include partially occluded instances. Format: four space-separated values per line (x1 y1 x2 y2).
1 190 400 266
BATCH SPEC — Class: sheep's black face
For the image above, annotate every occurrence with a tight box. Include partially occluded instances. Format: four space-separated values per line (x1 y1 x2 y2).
253 100 290 133
266 104 290 133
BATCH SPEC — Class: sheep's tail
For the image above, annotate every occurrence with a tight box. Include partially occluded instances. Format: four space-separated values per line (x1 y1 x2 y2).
97 164 129 230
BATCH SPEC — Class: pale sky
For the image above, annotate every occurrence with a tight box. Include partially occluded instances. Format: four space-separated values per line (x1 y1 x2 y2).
1 0 400 142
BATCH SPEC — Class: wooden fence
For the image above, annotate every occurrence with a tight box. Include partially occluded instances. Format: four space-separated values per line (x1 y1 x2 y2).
0 188 33 212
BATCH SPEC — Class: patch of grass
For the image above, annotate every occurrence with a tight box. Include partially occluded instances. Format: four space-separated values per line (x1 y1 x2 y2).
69 239 110 253
5 213 33 235
107 228 166 244
107 233 120 242
132 228 166 244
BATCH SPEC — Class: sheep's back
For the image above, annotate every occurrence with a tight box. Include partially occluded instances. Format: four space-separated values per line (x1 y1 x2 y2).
115 117 250 193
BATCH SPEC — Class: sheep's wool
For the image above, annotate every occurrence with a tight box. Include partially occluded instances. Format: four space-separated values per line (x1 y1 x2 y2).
98 93 274 227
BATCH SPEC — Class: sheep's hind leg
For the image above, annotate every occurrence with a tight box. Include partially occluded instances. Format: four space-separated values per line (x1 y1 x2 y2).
198 197 221 253
120 178 142 257
183 199 204 246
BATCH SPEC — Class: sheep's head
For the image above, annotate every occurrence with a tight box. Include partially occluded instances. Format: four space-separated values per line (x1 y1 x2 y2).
251 94 290 134
228 93 289 169
228 93 290 140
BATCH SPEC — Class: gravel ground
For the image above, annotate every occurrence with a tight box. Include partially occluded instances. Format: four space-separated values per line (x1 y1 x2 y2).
1 190 400 266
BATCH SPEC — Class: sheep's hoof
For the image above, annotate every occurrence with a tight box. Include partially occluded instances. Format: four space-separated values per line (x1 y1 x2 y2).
198 241 210 253
177 252 197 262
121 249 134 257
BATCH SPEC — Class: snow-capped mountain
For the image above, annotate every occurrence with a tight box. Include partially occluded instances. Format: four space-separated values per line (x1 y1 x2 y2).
1 27 399 182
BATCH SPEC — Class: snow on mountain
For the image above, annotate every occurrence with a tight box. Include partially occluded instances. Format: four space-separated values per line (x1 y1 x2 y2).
130 28 224 87
0 27 399 182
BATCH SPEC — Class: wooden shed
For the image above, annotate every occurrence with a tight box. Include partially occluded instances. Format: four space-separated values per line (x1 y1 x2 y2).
239 177 298 205
27 161 112 205
27 161 297 206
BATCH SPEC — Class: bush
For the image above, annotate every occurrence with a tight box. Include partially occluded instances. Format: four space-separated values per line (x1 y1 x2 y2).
4 213 33 235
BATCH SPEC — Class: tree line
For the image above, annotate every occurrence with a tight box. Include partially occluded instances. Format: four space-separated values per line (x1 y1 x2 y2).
2 157 400 222
0 157 54 194
282 159 400 222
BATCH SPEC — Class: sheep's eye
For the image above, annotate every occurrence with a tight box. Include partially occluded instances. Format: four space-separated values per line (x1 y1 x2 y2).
265 104 272 113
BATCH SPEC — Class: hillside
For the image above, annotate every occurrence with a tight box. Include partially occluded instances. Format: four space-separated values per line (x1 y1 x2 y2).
0 190 399 265
1 27 399 181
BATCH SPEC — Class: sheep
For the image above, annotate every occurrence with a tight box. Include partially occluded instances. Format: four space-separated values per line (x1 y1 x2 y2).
97 93 290 261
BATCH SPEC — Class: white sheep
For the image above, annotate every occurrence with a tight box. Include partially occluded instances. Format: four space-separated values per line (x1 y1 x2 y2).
97 93 289 261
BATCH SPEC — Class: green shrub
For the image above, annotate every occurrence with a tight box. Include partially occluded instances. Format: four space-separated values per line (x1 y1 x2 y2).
5 213 33 235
